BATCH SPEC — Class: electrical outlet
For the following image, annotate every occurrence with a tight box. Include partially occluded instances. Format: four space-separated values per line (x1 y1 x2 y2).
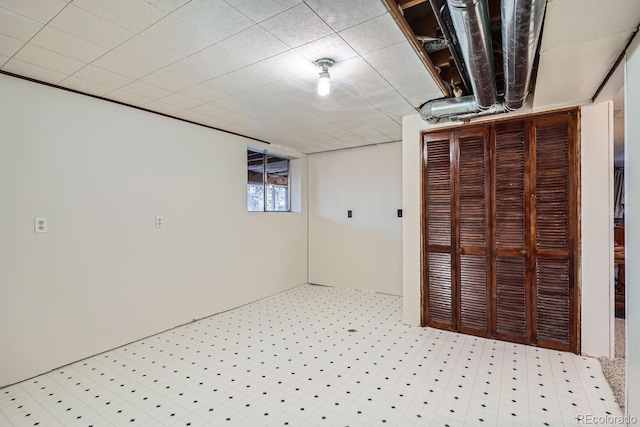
155 216 164 228
34 217 47 234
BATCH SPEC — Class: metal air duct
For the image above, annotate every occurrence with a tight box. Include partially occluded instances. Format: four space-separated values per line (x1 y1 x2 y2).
501 0 546 110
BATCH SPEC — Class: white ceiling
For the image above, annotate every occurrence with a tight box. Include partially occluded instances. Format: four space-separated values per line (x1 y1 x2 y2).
1 0 639 154
533 0 640 109
0 0 443 153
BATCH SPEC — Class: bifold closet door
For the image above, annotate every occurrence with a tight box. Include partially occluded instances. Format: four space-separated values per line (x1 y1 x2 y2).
492 122 531 344
457 128 491 336
531 114 578 352
424 132 454 330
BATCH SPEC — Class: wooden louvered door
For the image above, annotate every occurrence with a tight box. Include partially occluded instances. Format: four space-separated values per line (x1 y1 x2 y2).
491 122 531 344
531 114 578 351
423 131 454 330
456 127 491 336
422 108 579 353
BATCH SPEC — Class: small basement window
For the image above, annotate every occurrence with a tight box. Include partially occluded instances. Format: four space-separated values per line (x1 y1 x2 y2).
247 149 290 212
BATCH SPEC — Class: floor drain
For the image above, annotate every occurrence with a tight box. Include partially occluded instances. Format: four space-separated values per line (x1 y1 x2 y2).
348 329 357 333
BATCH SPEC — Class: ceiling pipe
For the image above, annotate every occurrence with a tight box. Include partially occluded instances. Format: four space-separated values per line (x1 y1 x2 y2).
501 0 547 110
420 0 547 123
420 0 496 122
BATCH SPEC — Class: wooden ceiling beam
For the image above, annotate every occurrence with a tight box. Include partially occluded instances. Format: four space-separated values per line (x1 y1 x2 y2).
398 0 430 10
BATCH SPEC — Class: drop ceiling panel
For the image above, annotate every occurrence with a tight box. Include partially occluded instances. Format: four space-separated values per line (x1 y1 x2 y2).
305 0 388 32
30 27 107 63
224 0 302 23
0 7 44 41
261 3 334 48
0 0 447 153
73 64 133 89
14 44 85 75
338 14 405 55
0 33 23 57
0 0 67 24
172 0 253 42
218 25 289 63
114 36 183 69
3 58 67 84
48 5 133 50
71 0 166 33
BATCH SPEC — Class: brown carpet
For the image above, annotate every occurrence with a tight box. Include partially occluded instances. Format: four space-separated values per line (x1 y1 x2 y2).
599 318 626 409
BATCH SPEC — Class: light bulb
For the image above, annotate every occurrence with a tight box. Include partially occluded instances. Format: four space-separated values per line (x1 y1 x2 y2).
318 71 330 96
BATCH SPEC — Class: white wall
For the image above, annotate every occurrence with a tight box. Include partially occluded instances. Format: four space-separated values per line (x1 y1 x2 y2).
401 107 614 357
580 102 615 358
625 33 640 418
0 75 308 387
308 143 403 295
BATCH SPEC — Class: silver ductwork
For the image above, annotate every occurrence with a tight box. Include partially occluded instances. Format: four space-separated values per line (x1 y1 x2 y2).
447 0 497 109
501 0 546 110
420 0 547 123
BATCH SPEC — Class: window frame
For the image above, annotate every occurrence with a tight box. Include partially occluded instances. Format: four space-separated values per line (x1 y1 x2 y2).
247 149 291 213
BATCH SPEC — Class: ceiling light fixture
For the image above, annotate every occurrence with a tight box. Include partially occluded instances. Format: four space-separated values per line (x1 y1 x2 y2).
315 58 335 96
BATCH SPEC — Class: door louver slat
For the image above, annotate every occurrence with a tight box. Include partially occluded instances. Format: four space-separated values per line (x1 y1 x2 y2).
427 140 451 246
496 256 527 338
460 254 487 331
495 129 525 248
536 259 570 343
459 135 486 247
428 252 452 324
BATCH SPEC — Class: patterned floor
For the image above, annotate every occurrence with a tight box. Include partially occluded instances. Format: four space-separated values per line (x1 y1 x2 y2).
0 284 622 426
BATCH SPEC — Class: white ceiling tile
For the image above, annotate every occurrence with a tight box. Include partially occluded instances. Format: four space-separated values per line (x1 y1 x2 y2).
108 89 152 106
189 102 230 117
140 16 215 55
0 54 9 67
72 0 166 33
261 3 333 48
189 43 253 77
224 0 302 23
295 34 358 63
227 61 282 88
156 93 201 110
179 84 227 103
120 80 172 100
330 56 377 82
220 25 289 62
163 57 223 83
59 75 113 96
93 51 156 79
260 79 312 99
0 33 23 57
0 7 44 41
73 64 132 89
534 31 633 109
141 69 195 92
173 0 253 42
2 58 67 83
201 74 252 95
541 0 640 51
142 0 190 14
338 14 404 55
30 26 107 63
141 99 182 114
14 43 85 74
305 0 387 32
114 36 183 68
0 0 67 23
362 41 424 73
48 5 133 50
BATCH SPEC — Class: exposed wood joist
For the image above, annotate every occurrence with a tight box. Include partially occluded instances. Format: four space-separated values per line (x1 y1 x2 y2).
398 0 430 10
382 0 449 97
